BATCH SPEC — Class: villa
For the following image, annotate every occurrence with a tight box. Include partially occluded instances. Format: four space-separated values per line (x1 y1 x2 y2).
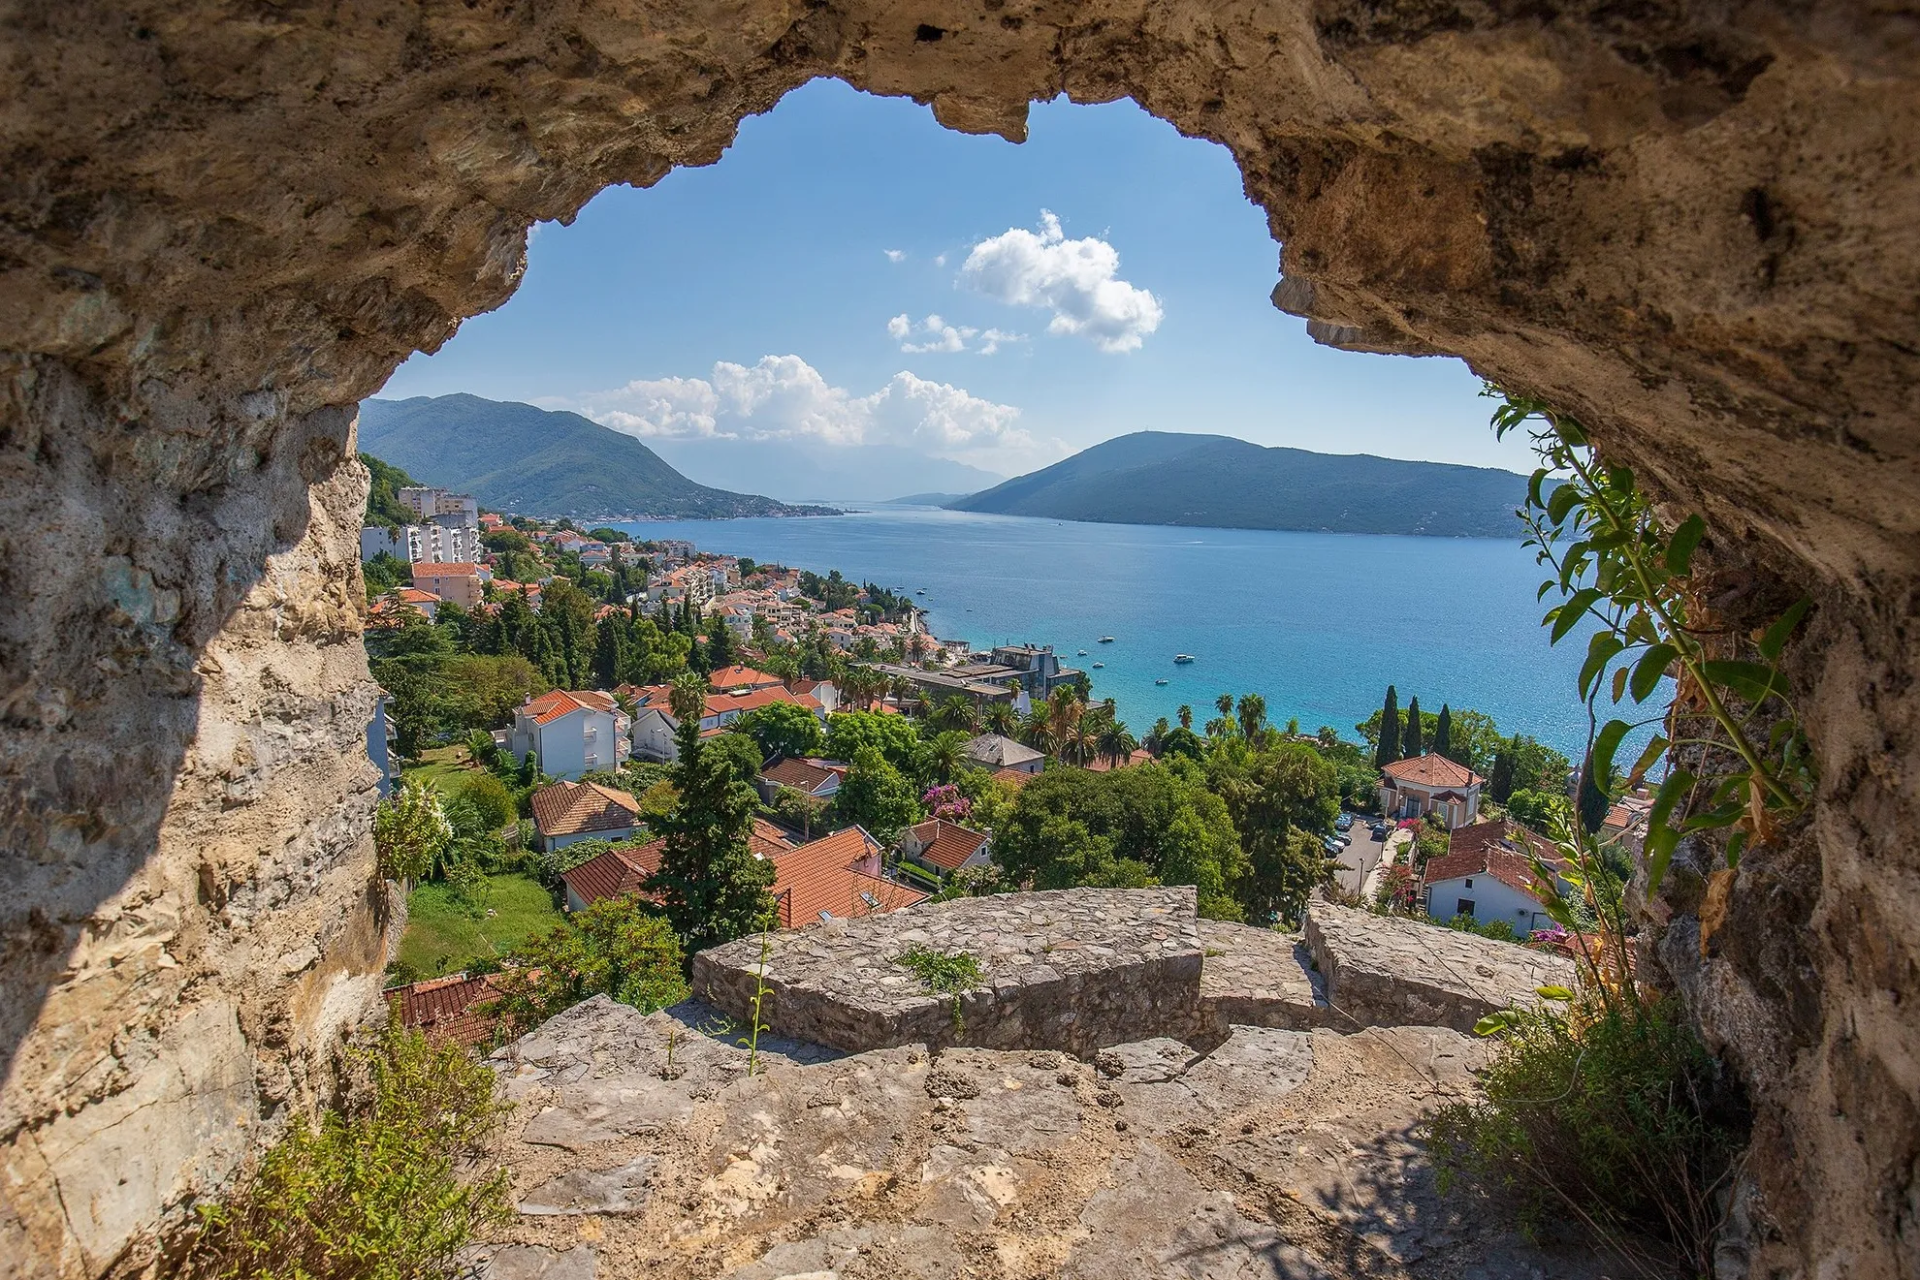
1377 753 1486 829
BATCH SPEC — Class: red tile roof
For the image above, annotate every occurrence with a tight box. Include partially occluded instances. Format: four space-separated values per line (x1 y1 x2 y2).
386 972 512 1046
760 758 844 794
524 689 619 726
636 684 823 721
903 819 991 872
771 827 926 926
561 839 666 907
530 779 641 838
708 665 784 690
1381 753 1486 789
412 562 483 577
1422 820 1561 897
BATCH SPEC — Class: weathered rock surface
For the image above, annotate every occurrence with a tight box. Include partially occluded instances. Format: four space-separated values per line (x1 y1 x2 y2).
477 994 1623 1280
1303 900 1576 1034
692 887 1210 1055
2 3 1917 1276
1196 917 1336 1030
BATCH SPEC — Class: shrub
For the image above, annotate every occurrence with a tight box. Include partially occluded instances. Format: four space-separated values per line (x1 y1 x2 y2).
180 1019 510 1279
1426 994 1748 1273
1444 913 1517 942
460 773 516 833
491 896 688 1035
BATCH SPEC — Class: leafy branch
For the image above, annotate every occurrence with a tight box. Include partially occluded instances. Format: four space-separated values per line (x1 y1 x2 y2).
1489 388 1814 892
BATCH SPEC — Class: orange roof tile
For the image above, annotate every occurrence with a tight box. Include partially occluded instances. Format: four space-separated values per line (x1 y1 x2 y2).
386 972 512 1047
530 779 641 837
411 562 484 576
561 839 666 907
524 689 618 725
708 665 783 689
1381 753 1486 789
1423 820 1561 897
770 827 926 926
760 758 844 794
903 819 990 872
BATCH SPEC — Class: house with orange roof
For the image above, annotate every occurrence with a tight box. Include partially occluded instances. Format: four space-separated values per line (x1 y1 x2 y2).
510 689 630 779
897 819 993 879
629 684 824 763
757 757 848 803
529 778 643 853
1420 819 1567 932
410 560 491 609
385 972 513 1047
767 827 927 927
1377 753 1487 829
368 585 444 623
708 665 784 691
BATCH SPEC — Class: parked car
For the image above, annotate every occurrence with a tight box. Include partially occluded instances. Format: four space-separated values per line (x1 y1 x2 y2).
1335 813 1354 831
1369 822 1390 840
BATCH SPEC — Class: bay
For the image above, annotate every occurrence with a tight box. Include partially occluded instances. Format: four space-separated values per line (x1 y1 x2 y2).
609 506 1605 760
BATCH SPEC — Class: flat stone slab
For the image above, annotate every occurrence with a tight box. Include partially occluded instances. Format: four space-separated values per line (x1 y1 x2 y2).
1197 919 1336 1030
516 1156 657 1215
691 887 1209 1056
1303 899 1576 1033
477 998 1635 1280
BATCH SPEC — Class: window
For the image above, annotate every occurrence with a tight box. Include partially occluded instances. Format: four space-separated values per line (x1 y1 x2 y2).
1464 878 1474 888
1456 898 1476 917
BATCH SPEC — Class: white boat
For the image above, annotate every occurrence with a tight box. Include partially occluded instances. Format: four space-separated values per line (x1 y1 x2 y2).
1098 636 1115 644
1092 662 1105 669
1077 649 1088 656
1173 654 1195 664
1155 678 1169 686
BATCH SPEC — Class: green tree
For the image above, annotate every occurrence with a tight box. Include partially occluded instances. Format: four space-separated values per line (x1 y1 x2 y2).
493 896 688 1034
824 710 922 773
591 617 628 689
737 702 825 760
704 612 736 671
1489 748 1517 803
1177 704 1194 731
921 729 971 786
930 694 982 735
833 745 922 843
1405 695 1424 756
1507 787 1571 833
374 780 453 883
1433 704 1454 761
459 773 515 834
648 675 776 951
1375 686 1400 767
1235 693 1267 741
1577 753 1611 834
1210 741 1340 923
443 654 543 731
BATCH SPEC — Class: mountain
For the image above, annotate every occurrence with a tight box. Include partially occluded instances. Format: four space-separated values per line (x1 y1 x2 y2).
645 437 1004 503
946 431 1529 538
357 395 833 521
884 492 975 506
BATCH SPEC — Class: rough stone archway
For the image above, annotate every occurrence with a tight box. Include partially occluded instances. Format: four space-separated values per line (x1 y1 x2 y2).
1 3 1915 1277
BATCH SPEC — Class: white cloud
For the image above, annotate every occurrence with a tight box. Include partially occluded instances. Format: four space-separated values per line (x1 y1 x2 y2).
959 210 1163 353
884 248 907 263
887 313 1026 356
565 354 1033 458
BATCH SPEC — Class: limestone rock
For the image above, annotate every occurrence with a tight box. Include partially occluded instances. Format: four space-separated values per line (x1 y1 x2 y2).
517 1157 658 1216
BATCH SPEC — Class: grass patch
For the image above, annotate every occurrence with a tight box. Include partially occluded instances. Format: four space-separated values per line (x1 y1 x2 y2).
404 745 484 796
896 945 984 1038
394 872 563 979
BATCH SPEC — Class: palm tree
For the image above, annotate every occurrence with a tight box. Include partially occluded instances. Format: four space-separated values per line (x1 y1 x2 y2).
1236 693 1267 741
1020 708 1050 749
1177 704 1194 731
1096 716 1138 768
924 729 968 785
668 672 710 725
1043 687 1084 761
983 701 1018 737
1215 692 1235 721
931 694 980 734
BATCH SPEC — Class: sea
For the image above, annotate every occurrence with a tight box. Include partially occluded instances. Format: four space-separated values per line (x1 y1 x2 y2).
609 506 1605 760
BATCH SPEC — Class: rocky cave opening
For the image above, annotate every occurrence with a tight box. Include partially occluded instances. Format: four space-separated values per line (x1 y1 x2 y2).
1 4 1915 1278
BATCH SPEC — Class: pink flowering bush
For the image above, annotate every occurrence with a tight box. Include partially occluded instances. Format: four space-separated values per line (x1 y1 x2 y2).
921 784 972 823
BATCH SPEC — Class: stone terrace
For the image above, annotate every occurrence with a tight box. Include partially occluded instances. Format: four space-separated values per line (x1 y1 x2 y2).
691 887 1208 1056
1196 918 1337 1030
1303 899 1576 1033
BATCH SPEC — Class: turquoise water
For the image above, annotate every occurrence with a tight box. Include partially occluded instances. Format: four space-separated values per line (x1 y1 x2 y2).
610 507 1602 758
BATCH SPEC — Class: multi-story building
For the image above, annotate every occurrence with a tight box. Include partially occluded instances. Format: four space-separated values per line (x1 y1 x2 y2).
409 561 490 609
359 521 478 565
509 690 631 780
398 486 480 529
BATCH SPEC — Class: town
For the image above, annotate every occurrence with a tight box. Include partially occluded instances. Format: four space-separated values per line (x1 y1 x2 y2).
360 477 1641 1050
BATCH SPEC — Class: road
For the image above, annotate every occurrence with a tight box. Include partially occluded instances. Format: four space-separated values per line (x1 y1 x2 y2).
1330 813 1388 897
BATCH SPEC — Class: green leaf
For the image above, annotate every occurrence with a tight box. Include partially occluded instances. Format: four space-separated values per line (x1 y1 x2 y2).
1626 734 1669 786
1758 596 1813 661
1537 579 1556 602
1550 588 1603 643
1666 514 1707 576
1527 469 1548 510
1535 985 1575 1002
1592 719 1632 791
1546 482 1581 526
1611 666 1630 704
1630 644 1679 703
1644 825 1681 895
1579 632 1626 699
1474 1010 1522 1037
1702 660 1784 705
1726 830 1748 869
1648 768 1694 830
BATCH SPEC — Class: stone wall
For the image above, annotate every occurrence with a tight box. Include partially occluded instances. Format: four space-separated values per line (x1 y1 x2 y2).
2 4 1917 1275
692 888 1210 1056
1302 900 1575 1035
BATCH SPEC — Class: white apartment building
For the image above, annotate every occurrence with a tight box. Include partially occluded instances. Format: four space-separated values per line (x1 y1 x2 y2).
359 522 478 565
397 486 480 529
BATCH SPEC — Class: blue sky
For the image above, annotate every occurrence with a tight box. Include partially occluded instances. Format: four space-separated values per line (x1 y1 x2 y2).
382 79 1529 479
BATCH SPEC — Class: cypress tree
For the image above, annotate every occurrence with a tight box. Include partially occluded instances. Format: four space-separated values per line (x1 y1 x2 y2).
706 615 735 672
1433 704 1453 762
648 675 776 951
1489 749 1516 804
591 618 627 689
1374 686 1400 767
1405 695 1424 756
1578 752 1611 834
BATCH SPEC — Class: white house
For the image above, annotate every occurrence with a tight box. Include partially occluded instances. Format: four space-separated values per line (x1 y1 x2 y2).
962 733 1045 775
1420 820 1568 933
529 779 642 854
628 684 825 763
509 690 630 780
1377 753 1486 829
897 819 992 879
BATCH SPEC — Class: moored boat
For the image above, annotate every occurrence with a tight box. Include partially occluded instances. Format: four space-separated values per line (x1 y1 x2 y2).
1173 654 1195 664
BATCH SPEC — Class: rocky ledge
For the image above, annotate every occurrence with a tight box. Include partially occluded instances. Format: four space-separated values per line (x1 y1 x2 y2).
475 990 1618 1280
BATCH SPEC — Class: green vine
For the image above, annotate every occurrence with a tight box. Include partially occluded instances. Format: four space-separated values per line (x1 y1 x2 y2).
1489 389 1815 893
